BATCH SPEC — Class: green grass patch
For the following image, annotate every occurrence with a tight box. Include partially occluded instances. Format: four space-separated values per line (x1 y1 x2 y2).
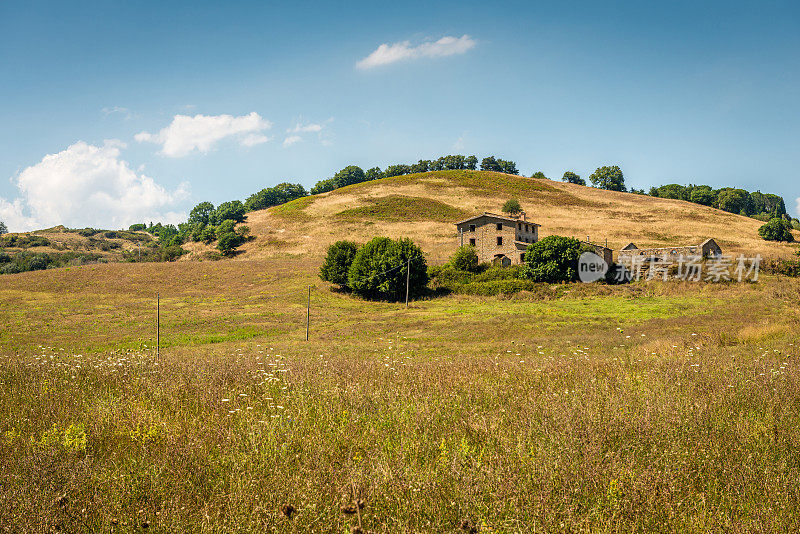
334 194 469 223
271 196 316 220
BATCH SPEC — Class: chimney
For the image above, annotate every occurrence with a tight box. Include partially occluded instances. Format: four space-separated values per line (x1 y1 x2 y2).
519 211 526 221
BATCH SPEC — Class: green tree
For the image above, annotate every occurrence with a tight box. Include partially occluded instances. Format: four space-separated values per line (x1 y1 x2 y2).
521 235 583 283
200 225 216 244
0 221 6 235
450 245 478 272
319 240 359 287
758 218 795 242
332 165 366 189
465 155 478 170
385 164 412 177
689 186 716 206
652 184 689 200
561 171 584 185
213 200 246 224
410 160 431 173
310 178 337 195
217 231 244 256
501 199 523 215
442 155 466 170
480 156 501 172
273 183 307 204
716 188 752 215
589 165 625 191
365 167 385 181
128 223 146 231
498 159 519 175
348 237 428 301
216 219 237 239
188 201 215 226
430 158 445 171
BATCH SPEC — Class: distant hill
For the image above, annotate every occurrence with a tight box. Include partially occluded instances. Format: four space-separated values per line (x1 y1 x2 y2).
0 226 155 263
239 170 799 262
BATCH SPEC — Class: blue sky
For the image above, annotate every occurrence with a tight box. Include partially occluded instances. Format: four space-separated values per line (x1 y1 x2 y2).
1 0 799 230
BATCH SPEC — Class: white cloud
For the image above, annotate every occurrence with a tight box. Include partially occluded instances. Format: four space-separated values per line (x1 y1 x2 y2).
356 34 476 69
241 133 272 147
101 106 134 120
283 135 302 147
284 118 333 146
136 112 272 157
289 122 324 133
0 141 187 232
796 197 800 216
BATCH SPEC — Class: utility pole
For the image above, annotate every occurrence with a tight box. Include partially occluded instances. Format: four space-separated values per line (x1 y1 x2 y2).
405 260 411 308
460 228 463 247
156 292 160 359
306 285 311 341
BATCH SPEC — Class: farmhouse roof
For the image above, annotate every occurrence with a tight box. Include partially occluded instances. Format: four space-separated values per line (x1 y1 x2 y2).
621 243 638 250
454 212 541 227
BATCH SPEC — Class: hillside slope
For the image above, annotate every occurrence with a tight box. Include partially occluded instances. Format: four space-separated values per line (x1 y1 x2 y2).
239 170 799 262
0 225 155 260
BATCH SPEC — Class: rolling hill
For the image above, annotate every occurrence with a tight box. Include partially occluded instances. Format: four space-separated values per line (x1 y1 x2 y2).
239 170 799 262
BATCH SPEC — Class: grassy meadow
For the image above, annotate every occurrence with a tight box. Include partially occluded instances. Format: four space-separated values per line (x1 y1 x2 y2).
2 255 800 532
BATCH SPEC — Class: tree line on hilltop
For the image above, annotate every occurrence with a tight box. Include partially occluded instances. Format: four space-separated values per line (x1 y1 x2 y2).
558 166 797 228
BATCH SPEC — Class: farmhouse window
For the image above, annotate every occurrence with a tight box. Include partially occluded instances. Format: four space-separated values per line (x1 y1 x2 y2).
469 238 476 246
469 224 476 232
497 236 503 246
496 223 503 230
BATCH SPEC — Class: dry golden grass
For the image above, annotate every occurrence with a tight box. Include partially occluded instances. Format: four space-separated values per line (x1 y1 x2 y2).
240 171 799 264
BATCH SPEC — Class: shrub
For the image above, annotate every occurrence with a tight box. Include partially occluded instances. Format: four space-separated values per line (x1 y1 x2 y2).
76 228 100 237
449 245 479 272
458 279 540 296
217 232 244 256
319 240 359 287
348 237 428 301
562 171 584 185
501 199 522 216
521 235 583 283
758 218 795 242
201 226 217 244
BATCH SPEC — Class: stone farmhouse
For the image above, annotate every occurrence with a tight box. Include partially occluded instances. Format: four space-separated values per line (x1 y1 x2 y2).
454 212 540 266
618 238 722 262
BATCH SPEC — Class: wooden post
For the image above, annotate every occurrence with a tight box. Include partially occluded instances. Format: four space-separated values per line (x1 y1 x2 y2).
306 285 311 341
460 227 463 247
405 260 410 308
156 292 160 359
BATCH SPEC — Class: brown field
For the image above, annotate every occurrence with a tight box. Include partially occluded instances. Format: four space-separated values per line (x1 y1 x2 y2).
2 173 800 532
